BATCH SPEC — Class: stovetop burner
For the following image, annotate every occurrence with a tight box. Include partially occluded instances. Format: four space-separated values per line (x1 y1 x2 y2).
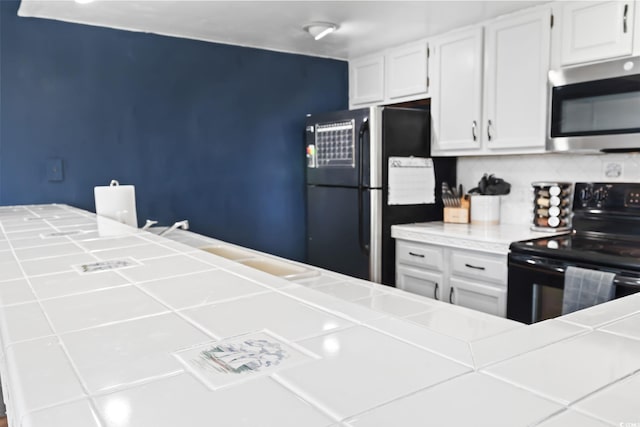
521 233 640 259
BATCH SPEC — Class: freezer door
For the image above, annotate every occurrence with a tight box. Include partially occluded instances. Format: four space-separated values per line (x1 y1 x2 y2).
306 185 371 280
306 108 371 187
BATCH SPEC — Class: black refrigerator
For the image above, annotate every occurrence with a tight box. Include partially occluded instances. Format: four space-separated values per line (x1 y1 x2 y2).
305 106 456 285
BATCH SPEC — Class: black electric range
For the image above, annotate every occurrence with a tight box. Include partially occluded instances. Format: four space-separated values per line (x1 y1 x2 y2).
508 182 640 324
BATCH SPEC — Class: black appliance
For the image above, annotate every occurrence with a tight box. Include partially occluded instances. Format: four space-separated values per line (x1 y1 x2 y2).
305 106 456 285
508 182 640 324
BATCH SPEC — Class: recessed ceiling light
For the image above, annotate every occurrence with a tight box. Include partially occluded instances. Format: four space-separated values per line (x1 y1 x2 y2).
74 0 95 4
304 22 338 41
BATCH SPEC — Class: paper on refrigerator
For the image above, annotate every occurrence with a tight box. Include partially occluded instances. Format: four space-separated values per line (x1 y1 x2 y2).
387 157 435 205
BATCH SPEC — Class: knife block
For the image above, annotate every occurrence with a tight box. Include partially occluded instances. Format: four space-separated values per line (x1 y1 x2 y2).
444 197 470 224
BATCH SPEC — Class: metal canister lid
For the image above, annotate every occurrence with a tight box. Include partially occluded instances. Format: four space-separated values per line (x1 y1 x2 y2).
548 216 560 227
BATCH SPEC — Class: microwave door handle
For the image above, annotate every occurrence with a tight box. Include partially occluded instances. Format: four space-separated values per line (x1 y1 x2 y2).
358 118 370 255
623 4 629 33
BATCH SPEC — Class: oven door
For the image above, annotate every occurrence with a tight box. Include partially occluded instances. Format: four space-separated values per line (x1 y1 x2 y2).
547 56 640 152
507 252 640 324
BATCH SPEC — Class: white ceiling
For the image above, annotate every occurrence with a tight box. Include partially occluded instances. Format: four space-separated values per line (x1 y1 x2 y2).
18 0 545 60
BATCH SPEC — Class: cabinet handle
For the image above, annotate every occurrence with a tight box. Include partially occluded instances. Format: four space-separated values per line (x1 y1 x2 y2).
408 252 425 258
472 121 477 141
449 287 455 304
487 120 493 141
433 282 439 300
623 4 629 33
465 263 486 270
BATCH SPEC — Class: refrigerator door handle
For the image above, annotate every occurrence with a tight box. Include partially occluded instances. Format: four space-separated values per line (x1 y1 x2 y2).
358 117 369 189
358 117 370 255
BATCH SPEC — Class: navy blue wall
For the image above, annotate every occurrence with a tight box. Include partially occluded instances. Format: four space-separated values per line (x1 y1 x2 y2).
0 1 347 260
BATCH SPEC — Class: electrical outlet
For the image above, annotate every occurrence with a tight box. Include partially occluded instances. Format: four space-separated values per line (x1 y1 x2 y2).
603 161 623 179
46 158 64 182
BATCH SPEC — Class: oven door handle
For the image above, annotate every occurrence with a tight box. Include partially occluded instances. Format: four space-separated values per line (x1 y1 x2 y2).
612 276 640 288
510 255 640 289
549 266 640 288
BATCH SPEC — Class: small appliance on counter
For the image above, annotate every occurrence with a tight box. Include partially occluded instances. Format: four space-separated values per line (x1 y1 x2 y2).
531 182 573 232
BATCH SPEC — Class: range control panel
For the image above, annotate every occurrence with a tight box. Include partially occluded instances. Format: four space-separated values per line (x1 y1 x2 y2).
575 183 640 210
627 190 640 207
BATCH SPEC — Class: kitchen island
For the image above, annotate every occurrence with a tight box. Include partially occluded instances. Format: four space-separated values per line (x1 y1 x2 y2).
0 204 638 427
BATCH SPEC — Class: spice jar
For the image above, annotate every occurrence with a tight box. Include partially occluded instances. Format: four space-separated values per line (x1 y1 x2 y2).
531 182 573 232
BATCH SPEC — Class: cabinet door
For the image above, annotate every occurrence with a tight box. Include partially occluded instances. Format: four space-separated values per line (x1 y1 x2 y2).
431 27 484 154
396 265 445 301
386 41 429 99
349 55 385 106
484 8 551 151
561 1 635 66
449 277 507 317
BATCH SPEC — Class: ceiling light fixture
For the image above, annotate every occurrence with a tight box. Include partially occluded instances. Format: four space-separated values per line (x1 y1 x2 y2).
304 22 338 41
74 0 95 4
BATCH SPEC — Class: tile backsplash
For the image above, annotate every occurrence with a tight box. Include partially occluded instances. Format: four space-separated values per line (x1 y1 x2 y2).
457 152 640 225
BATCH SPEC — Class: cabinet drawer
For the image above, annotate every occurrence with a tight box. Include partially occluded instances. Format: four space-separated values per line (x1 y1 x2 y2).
396 265 444 300
396 241 444 271
450 250 506 285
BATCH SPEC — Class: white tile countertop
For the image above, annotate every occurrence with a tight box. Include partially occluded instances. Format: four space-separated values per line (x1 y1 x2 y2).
392 221 566 254
0 205 639 427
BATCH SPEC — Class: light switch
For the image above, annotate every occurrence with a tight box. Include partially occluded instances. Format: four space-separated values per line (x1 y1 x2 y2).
47 158 64 182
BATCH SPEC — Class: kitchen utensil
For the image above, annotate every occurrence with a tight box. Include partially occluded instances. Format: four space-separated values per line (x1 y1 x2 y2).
469 174 511 196
442 182 458 207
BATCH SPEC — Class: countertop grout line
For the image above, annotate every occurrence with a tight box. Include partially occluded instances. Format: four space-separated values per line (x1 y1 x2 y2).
340 370 474 425
362 317 475 368
565 367 640 424
472 327 593 371
0 211 103 426
479 369 572 408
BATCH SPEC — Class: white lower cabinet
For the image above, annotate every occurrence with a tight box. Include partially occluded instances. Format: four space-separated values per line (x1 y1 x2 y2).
449 277 507 317
396 264 444 300
396 239 508 317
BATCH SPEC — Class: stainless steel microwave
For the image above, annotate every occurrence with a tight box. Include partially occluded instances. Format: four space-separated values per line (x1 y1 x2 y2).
548 56 640 152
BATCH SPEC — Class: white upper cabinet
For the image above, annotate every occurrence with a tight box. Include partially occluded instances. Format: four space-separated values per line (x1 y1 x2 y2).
484 8 551 151
432 7 552 156
349 41 429 108
431 27 484 154
560 1 635 66
386 41 429 100
349 54 385 106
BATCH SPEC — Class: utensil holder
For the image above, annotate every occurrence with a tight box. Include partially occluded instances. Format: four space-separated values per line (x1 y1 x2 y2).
531 182 572 232
470 195 500 225
444 197 470 224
